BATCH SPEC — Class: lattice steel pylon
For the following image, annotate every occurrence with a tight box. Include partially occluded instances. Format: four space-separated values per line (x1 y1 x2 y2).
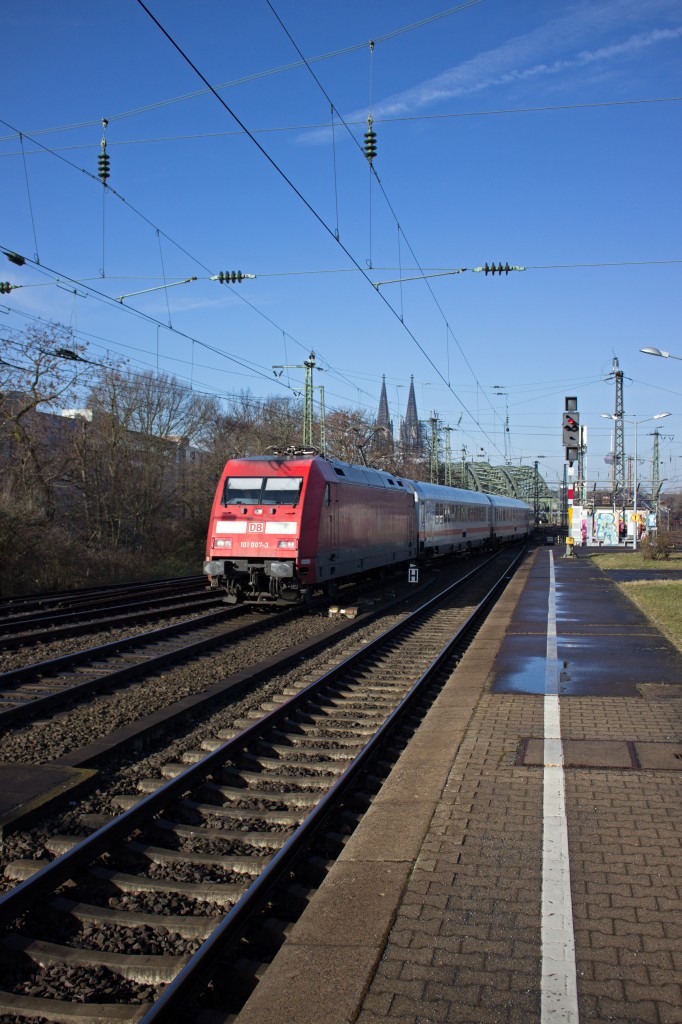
429 415 440 483
652 429 661 522
272 351 318 449
443 426 453 487
302 352 316 448
315 384 325 455
607 357 625 498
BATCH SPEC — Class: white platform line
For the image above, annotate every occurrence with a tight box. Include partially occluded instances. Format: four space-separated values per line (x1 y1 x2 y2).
541 551 579 1023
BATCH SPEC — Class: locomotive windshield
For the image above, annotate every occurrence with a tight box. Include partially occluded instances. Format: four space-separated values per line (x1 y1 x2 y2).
223 476 303 506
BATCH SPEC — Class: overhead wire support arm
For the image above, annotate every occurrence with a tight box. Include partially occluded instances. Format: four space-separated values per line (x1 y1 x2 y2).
0 246 285 389
374 264 525 287
374 268 468 288
132 0 498 442
271 351 319 447
114 277 198 302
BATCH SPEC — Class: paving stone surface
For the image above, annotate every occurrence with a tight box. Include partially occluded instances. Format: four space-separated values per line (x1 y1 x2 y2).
235 549 682 1024
356 693 682 1023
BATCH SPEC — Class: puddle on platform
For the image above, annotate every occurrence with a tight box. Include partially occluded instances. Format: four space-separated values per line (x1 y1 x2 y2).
492 656 551 694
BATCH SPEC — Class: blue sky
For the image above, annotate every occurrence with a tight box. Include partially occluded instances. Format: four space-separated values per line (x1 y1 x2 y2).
2 0 681 490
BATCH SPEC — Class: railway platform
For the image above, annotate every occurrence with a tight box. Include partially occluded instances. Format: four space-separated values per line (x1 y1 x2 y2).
234 544 682 1024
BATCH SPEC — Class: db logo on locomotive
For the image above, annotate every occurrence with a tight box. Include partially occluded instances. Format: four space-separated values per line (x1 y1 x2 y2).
248 522 264 533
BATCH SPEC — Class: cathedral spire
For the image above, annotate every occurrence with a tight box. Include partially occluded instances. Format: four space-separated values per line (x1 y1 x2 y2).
400 375 423 452
375 375 393 448
376 375 390 428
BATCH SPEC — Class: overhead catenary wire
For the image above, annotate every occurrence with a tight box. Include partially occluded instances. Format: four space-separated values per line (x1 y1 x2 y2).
75 1 678 462
257 0 504 455
6 62 675 436
0 1 487 142
0 116 214 281
2 96 680 155
0 249 298 394
1 289 483 458
2 309 647 472
130 4 459 391
260 0 539 454
330 103 340 240
8 242 676 426
6 11 673 466
18 133 40 264
13 256 681 286
0 111 381 408
1 272 380 418
0 316 307 412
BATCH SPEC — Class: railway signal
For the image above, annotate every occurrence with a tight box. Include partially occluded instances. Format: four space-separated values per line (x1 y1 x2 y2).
562 412 580 446
563 396 580 465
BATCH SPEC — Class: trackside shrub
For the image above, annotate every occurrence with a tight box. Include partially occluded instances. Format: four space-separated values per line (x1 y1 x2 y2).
639 531 679 561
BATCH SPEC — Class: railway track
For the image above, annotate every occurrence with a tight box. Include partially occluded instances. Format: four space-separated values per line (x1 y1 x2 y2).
0 605 291 729
0 545 526 1024
0 576 205 621
0 573 215 643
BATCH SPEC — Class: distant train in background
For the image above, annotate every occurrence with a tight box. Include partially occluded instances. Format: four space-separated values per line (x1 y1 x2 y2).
203 449 532 605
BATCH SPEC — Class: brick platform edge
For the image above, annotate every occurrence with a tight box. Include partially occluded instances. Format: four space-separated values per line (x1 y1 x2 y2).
232 549 538 1024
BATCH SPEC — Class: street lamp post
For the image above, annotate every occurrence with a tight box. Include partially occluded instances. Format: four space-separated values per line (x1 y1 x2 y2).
601 412 671 550
633 422 639 550
640 347 682 362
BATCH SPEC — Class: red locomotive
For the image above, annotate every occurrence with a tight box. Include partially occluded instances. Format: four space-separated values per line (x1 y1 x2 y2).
203 448 531 605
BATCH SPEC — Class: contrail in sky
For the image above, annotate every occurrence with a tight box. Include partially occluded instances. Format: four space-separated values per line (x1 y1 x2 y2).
302 8 682 143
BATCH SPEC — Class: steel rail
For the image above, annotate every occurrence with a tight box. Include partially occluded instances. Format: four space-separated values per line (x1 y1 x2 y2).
0 547 525 1018
0 606 285 729
0 551 510 925
0 588 216 640
139 545 526 1023
0 576 205 616
0 607 239 688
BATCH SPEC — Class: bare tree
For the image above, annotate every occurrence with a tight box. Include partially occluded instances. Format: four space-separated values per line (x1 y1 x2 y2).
71 369 220 552
207 392 303 467
323 408 376 464
0 324 98 519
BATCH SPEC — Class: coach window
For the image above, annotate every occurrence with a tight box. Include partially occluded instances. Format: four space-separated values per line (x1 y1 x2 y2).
324 483 331 506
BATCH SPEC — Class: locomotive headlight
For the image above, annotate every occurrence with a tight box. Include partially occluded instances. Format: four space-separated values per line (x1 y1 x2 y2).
213 538 232 549
277 540 296 549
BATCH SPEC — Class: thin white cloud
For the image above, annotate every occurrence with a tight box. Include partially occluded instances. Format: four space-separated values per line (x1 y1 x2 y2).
375 26 682 118
302 3 682 143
